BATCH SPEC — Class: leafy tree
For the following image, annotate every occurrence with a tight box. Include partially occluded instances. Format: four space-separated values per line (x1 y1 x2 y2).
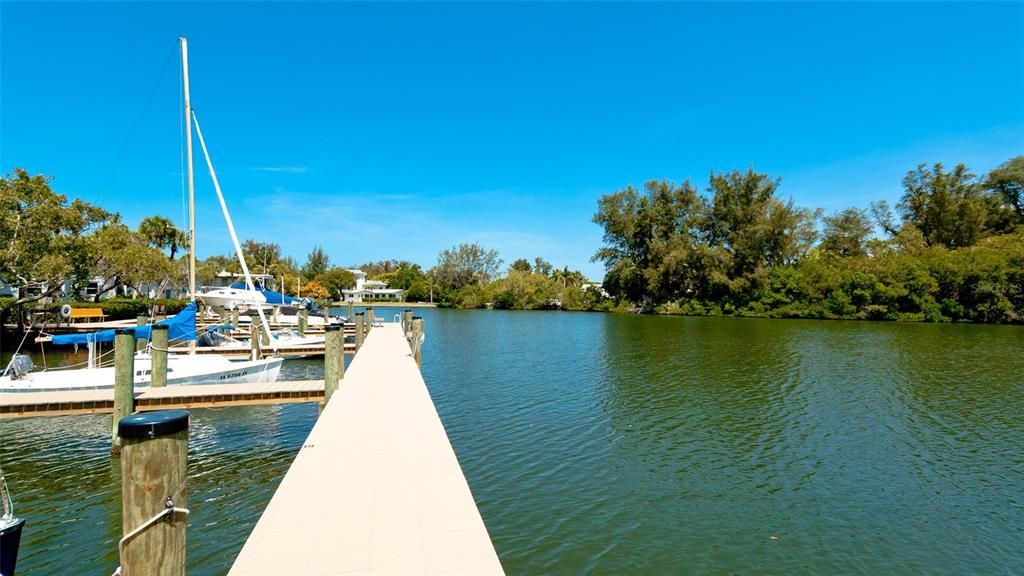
137 215 187 259
300 278 331 300
433 243 503 293
196 254 238 285
532 257 553 276
821 208 873 257
0 168 111 312
983 156 1024 226
85 223 176 300
510 258 532 273
316 267 356 301
301 246 331 280
242 239 296 277
379 262 425 289
898 163 987 248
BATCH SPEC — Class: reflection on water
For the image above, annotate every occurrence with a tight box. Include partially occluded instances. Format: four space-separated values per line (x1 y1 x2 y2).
2 311 1023 573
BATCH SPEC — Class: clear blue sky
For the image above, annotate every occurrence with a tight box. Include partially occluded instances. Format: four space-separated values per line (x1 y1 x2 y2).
2 2 1022 280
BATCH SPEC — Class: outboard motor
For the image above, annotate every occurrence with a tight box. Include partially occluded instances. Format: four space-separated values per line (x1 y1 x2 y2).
3 354 34 380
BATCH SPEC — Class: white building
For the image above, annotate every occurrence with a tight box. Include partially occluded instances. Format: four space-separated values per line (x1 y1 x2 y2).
341 270 404 303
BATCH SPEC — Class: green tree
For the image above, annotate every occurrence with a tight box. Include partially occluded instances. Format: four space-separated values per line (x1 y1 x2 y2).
301 246 331 280
137 215 187 259
510 258 532 273
821 208 873 257
0 169 112 311
532 257 553 276
433 243 503 293
592 179 704 303
86 223 176 300
242 240 297 277
983 156 1024 226
898 163 987 248
316 267 357 301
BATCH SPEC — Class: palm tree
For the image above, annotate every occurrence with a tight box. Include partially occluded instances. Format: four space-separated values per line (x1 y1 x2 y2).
138 216 187 259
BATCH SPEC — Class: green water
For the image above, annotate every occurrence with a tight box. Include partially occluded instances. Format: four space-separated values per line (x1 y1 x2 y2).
2 311 1022 573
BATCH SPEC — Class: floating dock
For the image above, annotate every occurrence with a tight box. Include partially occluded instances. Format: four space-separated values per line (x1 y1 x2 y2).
229 322 504 575
0 380 325 419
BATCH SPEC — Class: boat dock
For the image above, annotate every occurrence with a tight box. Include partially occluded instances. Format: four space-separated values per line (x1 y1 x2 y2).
0 380 325 419
229 322 504 575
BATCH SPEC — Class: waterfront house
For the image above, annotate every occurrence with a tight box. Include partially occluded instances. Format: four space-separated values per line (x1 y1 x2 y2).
341 270 404 303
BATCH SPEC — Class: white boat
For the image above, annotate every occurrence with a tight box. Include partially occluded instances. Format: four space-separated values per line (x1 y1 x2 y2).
197 285 267 309
199 327 326 359
0 353 282 393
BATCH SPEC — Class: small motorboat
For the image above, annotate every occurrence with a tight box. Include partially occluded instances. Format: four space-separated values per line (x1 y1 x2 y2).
0 464 25 576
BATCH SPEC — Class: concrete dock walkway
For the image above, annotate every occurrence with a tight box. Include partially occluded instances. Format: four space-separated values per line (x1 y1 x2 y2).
230 323 504 575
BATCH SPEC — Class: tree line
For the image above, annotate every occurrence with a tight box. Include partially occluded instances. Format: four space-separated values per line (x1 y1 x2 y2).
591 157 1024 323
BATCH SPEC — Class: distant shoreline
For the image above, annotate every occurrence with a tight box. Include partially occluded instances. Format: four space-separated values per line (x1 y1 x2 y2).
329 301 438 308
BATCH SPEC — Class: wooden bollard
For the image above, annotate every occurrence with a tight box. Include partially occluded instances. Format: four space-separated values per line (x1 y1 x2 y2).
298 309 308 336
366 307 375 331
354 312 365 351
322 325 343 409
118 410 189 576
347 301 354 321
135 315 149 352
229 308 239 327
113 328 136 455
402 309 413 335
151 325 168 388
410 316 424 368
322 306 330 326
250 322 261 360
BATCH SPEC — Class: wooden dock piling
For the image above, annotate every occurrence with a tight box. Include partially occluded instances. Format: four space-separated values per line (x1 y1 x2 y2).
367 307 375 332
323 325 343 408
298 309 308 336
402 309 413 334
151 325 168 388
347 301 355 320
135 315 149 352
410 316 424 368
113 328 136 455
355 312 365 351
118 410 189 576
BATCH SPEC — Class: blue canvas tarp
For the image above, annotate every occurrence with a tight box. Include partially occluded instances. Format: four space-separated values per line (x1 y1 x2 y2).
52 302 198 346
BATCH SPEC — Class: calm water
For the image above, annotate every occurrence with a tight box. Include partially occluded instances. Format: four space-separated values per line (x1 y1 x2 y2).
2 310 1023 574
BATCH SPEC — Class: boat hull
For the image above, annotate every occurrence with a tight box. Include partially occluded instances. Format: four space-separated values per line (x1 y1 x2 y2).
0 517 25 576
0 355 283 393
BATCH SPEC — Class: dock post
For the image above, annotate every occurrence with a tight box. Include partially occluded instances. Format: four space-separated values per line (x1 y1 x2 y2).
260 320 270 348
347 301 354 321
298 309 308 336
118 410 189 576
410 316 424 368
323 306 330 326
402 309 413 335
322 325 343 410
151 325 168 388
366 307 375 331
136 315 149 352
230 308 239 328
354 312 365 351
250 322 261 361
113 328 136 455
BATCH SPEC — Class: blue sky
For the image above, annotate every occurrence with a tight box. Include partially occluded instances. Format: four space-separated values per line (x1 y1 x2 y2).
2 2 1022 280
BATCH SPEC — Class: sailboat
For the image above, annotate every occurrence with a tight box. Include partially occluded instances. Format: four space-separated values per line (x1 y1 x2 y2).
0 463 25 576
0 37 285 392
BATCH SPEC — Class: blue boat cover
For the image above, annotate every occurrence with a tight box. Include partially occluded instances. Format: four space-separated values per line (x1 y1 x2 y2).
52 302 198 346
229 282 300 305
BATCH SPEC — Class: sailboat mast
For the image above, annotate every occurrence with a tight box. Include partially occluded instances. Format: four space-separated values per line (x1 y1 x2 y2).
181 37 196 301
